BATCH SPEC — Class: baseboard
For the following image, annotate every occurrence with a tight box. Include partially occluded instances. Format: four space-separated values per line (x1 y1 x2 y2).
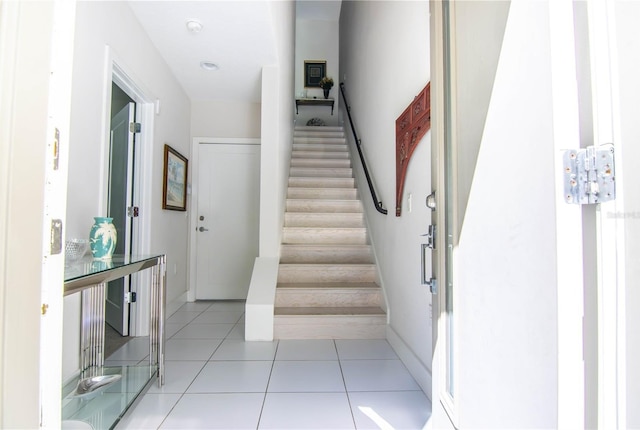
387 325 432 400
166 291 188 317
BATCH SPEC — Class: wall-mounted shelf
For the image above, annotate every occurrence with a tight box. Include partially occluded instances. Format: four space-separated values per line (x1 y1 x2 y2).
296 98 335 115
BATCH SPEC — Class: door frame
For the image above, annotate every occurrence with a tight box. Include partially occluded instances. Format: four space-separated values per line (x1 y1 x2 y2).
102 48 155 335
188 137 261 302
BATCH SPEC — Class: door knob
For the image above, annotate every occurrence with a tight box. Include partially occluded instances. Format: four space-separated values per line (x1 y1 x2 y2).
198 226 209 232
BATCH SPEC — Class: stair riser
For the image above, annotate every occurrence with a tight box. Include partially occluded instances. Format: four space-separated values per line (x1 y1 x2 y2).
292 143 348 152
278 265 376 283
280 246 372 263
288 178 355 188
287 188 357 200
292 151 349 159
275 289 382 307
284 213 364 228
294 125 344 132
293 137 347 144
283 229 367 245
290 167 352 178
286 200 362 213
290 159 351 168
294 131 345 138
274 316 386 339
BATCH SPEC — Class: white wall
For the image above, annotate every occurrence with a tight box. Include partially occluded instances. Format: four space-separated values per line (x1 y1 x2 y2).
64 1 191 381
191 100 261 138
339 1 432 392
295 18 340 126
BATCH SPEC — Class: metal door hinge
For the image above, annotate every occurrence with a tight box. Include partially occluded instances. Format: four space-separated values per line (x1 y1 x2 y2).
129 122 141 133
50 219 63 255
125 292 137 304
41 303 49 315
563 144 615 204
127 206 139 217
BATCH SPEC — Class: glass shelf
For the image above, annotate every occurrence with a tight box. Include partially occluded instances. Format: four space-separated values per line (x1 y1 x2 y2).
62 364 156 430
62 254 166 430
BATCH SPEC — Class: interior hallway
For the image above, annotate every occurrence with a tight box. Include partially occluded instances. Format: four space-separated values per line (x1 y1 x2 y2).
112 301 431 429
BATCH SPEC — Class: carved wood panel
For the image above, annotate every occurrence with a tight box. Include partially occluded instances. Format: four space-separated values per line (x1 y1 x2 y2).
395 82 431 216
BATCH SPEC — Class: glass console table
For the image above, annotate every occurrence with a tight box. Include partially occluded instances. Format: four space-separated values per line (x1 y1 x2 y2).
62 254 166 430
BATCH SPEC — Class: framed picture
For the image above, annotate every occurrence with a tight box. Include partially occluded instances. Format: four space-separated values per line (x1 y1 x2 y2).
162 144 188 211
304 60 326 88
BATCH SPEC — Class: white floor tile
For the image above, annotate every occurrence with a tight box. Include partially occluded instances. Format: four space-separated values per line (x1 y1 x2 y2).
115 393 181 430
275 339 338 361
268 361 345 392
171 323 235 339
349 391 432 430
106 336 150 361
159 393 264 429
192 310 244 324
164 338 222 361
187 360 273 393
335 339 399 360
146 361 206 394
226 324 245 339
259 392 355 429
164 322 188 339
341 360 421 392
177 301 214 312
210 339 278 361
165 311 202 324
206 301 246 312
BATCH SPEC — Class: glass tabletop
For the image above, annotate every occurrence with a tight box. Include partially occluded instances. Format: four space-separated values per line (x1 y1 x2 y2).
64 254 164 296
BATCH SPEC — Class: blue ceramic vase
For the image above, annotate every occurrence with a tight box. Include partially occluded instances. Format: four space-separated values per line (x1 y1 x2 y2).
89 217 117 260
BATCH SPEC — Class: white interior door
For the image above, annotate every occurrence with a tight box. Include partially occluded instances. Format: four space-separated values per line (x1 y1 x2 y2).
196 143 260 300
105 102 135 335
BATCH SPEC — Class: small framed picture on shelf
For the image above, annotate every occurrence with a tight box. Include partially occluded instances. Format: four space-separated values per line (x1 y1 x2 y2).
162 144 188 211
304 60 326 88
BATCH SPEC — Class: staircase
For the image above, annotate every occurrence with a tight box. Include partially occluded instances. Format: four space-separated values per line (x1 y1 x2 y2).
274 126 387 339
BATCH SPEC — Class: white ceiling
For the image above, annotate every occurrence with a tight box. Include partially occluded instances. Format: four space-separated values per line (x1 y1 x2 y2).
128 0 342 103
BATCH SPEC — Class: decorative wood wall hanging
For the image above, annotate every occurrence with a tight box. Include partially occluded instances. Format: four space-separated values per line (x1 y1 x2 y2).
395 82 431 216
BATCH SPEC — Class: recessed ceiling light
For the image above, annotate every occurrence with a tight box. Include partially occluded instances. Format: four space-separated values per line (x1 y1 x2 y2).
186 19 203 33
200 61 219 71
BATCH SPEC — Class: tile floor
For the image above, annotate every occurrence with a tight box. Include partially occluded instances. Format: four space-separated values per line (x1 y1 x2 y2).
114 301 432 430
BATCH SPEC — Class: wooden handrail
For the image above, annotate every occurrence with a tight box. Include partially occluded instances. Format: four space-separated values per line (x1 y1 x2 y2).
339 83 388 215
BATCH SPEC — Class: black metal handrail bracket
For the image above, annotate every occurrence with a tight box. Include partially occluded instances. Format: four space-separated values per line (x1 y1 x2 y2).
339 82 388 215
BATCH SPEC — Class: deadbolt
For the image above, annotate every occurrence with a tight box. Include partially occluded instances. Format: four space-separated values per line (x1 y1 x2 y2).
199 216 205 221
426 192 436 211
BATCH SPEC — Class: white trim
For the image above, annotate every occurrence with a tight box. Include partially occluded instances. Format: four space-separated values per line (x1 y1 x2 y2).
386 326 432 399
587 0 627 427
548 0 586 427
188 137 261 302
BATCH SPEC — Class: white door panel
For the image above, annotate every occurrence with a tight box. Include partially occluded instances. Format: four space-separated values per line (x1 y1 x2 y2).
105 102 134 336
196 144 260 300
